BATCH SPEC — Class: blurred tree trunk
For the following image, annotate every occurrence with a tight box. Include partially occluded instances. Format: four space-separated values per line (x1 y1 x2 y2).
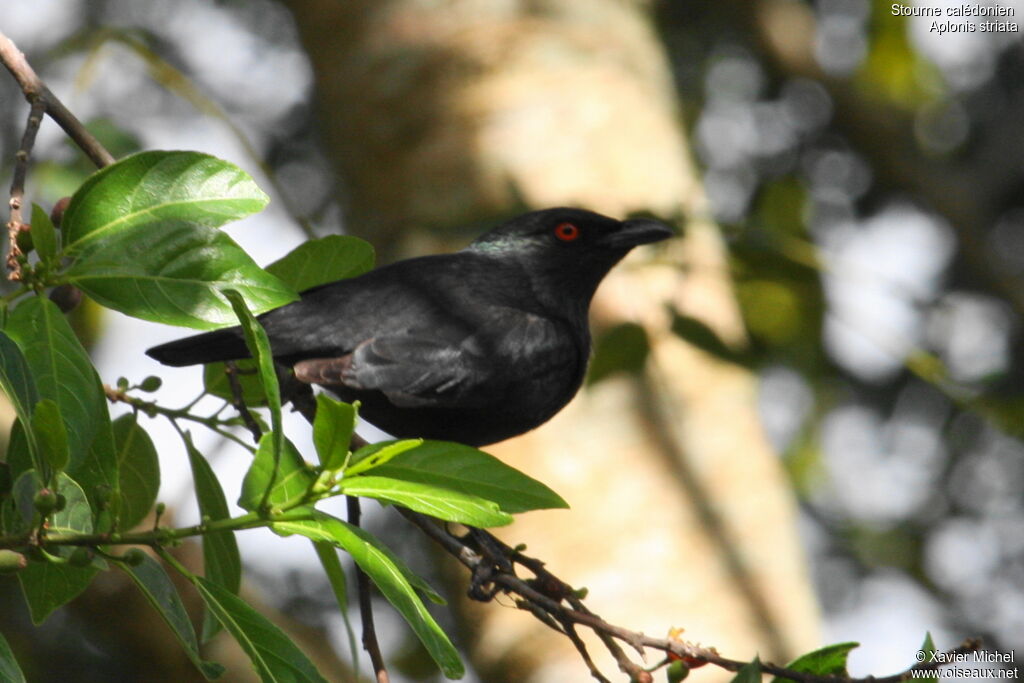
286 1 821 679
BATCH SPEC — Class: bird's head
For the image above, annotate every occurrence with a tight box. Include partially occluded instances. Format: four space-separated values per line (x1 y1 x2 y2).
468 207 673 314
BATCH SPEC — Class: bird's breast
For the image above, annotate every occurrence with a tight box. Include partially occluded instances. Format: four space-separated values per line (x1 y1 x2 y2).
484 312 589 421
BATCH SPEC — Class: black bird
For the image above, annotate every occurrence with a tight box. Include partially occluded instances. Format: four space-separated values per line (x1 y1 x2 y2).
147 208 672 446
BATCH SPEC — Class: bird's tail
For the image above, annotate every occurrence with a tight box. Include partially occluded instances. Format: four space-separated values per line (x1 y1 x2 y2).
146 326 248 367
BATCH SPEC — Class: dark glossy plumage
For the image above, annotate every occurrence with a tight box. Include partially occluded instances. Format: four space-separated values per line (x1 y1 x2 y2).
147 207 671 445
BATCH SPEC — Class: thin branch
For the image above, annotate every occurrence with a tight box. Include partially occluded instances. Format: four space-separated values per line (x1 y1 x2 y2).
398 508 983 683
290 390 387 679
103 383 256 452
6 98 43 280
0 509 267 550
569 597 648 681
224 361 263 443
559 620 614 683
347 495 389 683
0 31 114 169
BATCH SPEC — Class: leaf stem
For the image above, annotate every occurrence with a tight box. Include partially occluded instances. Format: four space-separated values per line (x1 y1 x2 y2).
103 383 256 452
0 508 317 551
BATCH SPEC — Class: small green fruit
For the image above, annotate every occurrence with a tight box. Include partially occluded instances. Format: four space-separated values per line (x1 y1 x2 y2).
33 488 58 515
666 660 690 683
123 548 146 566
139 376 163 392
68 547 94 568
0 550 28 573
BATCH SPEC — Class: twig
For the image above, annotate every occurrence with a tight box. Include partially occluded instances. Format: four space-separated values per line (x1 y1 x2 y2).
6 98 44 280
224 361 263 443
0 31 114 169
559 620 614 683
2 31 115 282
571 599 647 681
288 388 386 679
98 370 996 682
281 371 319 424
102 383 256 452
347 495 389 683
397 508 983 683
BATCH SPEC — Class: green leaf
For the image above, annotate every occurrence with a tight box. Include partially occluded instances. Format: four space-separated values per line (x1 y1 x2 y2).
913 633 939 683
65 230 296 330
312 542 349 613
6 297 106 473
730 656 762 683
313 395 356 471
346 439 423 477
223 288 299 515
223 289 282 438
0 331 41 469
770 642 858 683
312 542 359 672
587 322 650 386
5 469 39 536
5 297 118 514
31 399 69 473
191 574 328 683
112 414 160 530
183 433 241 642
61 150 296 329
62 150 267 250
273 512 461 678
121 553 225 680
74 409 120 519
238 434 315 512
0 460 9 500
30 203 58 263
0 630 26 683
670 312 753 368
265 235 374 292
339 475 512 527
369 441 567 514
0 425 34 539
9 470 39 526
44 472 94 539
203 359 267 407
0 330 39 423
17 472 98 624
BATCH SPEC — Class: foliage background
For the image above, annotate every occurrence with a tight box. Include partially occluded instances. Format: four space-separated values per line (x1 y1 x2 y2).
1 0 1023 680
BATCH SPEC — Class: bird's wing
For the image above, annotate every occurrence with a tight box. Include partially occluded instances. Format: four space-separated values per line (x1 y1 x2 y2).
293 335 488 408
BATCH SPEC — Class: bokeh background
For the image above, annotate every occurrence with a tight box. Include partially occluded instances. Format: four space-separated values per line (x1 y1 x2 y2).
1 0 1022 681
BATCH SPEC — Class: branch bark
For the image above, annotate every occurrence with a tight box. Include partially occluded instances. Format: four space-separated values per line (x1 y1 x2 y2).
0 31 114 169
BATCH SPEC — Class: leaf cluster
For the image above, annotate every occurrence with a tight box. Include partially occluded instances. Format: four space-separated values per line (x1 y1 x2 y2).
0 151 960 683
0 151 564 681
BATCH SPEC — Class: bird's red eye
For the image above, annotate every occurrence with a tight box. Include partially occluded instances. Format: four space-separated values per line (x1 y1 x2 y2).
554 222 580 242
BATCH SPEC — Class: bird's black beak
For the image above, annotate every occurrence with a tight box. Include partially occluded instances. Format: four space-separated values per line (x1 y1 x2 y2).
603 218 674 248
